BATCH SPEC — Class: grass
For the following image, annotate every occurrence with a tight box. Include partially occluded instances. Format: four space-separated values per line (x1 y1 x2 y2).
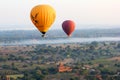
6 74 24 79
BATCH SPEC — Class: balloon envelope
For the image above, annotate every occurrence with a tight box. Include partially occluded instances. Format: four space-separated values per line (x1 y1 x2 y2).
62 20 75 36
30 4 56 37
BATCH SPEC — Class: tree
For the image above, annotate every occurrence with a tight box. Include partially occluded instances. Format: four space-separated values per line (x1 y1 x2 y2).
2 64 10 69
98 64 104 68
48 67 57 74
117 43 120 48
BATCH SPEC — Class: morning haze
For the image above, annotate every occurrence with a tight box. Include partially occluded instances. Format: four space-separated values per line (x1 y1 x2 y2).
0 0 120 30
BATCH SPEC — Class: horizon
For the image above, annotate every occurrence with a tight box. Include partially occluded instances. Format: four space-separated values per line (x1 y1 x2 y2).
0 24 120 31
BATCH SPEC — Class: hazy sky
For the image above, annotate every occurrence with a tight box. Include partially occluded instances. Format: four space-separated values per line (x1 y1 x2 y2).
0 0 120 30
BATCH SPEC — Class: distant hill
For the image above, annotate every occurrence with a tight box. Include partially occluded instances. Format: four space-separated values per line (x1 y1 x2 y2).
0 28 120 42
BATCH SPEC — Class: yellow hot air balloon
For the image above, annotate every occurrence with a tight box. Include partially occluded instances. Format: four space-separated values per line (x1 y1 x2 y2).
30 4 56 37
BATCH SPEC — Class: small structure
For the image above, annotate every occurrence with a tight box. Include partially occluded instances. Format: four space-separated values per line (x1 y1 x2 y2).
58 62 72 72
6 76 10 80
96 74 103 80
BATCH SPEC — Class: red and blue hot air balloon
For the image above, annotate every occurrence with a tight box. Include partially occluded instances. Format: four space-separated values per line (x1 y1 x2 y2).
62 20 75 37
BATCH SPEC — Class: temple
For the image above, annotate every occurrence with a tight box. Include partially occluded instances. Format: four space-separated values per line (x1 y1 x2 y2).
58 62 72 72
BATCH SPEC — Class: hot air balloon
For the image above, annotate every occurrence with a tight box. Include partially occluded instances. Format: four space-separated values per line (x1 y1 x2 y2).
62 20 75 37
30 4 56 37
